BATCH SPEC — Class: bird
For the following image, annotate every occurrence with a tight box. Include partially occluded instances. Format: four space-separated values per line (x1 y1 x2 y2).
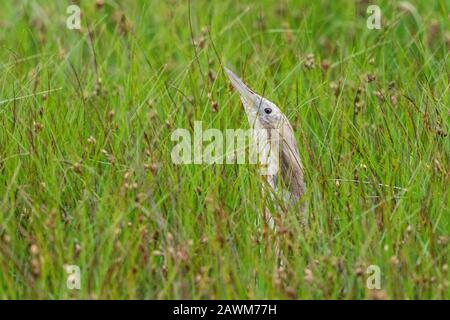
224 67 306 230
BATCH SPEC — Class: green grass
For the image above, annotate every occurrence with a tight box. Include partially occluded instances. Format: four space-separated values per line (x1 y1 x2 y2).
0 0 448 299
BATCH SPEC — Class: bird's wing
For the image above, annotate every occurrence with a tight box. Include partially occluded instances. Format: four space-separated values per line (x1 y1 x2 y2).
279 118 306 201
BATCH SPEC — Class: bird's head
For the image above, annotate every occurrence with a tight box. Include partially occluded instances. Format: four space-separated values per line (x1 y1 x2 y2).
224 67 284 130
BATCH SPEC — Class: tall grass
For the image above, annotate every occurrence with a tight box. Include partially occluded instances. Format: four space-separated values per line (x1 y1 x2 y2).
0 0 448 299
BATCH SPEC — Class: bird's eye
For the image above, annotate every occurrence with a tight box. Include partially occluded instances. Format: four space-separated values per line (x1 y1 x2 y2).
264 108 272 114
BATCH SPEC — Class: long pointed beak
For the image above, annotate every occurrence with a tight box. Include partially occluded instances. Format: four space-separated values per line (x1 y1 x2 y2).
224 67 259 109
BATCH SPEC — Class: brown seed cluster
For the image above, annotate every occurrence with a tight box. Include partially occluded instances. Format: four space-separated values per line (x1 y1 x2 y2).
354 86 364 114
373 90 385 103
122 171 138 191
321 59 331 73
144 162 160 175
29 243 40 277
87 135 97 146
112 10 133 35
304 53 316 69
367 289 388 300
72 161 82 174
101 149 116 164
303 267 314 284
365 74 376 83
207 91 219 113
329 80 342 98
95 0 105 9
193 26 209 49
33 121 44 133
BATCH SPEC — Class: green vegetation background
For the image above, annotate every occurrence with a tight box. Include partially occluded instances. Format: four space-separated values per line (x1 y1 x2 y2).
0 0 448 299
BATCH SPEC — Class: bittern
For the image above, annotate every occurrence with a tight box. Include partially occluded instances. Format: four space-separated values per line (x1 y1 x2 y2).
224 68 306 229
